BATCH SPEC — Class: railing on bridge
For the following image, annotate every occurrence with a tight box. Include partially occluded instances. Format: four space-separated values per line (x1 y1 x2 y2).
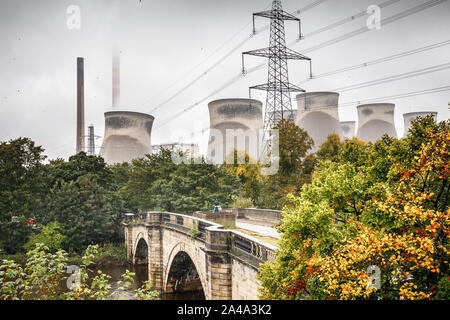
124 211 276 267
230 231 276 266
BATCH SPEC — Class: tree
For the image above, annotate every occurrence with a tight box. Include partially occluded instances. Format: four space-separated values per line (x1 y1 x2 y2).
223 150 262 206
120 149 241 214
260 119 314 210
0 244 159 300
24 222 66 252
306 126 449 300
0 138 47 253
45 174 122 252
46 152 114 190
316 133 343 163
258 118 449 300
275 119 314 177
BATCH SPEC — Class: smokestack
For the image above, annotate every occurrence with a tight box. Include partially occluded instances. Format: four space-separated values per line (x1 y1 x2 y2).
112 47 120 109
87 125 95 156
76 57 85 153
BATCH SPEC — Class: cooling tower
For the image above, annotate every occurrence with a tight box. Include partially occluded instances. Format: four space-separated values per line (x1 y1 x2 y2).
356 103 397 143
207 99 263 164
100 111 154 164
403 111 438 137
340 121 356 140
296 92 342 152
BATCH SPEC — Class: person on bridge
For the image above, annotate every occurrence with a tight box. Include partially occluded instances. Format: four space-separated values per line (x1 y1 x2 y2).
213 200 220 214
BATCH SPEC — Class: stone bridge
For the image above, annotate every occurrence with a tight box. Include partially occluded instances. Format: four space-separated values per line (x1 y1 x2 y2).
124 212 277 300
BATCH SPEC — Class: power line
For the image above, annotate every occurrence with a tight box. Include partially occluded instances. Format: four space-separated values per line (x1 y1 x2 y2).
140 1 273 112
144 0 329 114
301 0 401 38
292 0 448 53
153 0 448 129
148 34 256 114
338 86 450 107
297 40 450 85
222 0 449 88
331 63 450 93
293 86 450 111
154 73 243 129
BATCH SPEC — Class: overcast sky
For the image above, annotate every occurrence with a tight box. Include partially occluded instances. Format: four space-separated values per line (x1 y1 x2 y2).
0 0 449 160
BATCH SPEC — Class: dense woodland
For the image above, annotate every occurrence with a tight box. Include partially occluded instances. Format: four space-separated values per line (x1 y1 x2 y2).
0 116 448 300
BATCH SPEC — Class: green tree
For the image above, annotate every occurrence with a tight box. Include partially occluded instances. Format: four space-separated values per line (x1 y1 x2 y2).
46 152 114 190
0 244 159 300
45 174 121 252
121 149 241 214
0 138 47 253
260 120 314 209
223 150 262 205
24 222 66 252
316 133 343 163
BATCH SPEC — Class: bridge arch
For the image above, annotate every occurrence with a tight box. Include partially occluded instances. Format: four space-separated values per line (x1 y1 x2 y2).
133 233 148 265
164 242 206 298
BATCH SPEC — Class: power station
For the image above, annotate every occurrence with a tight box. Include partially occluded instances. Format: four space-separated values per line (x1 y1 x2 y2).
71 1 445 164
403 111 438 137
340 121 356 140
296 92 342 152
99 48 155 164
356 103 398 143
100 111 154 164
207 99 263 164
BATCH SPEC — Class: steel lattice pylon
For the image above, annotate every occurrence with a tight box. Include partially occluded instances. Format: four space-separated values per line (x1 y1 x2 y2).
242 0 312 151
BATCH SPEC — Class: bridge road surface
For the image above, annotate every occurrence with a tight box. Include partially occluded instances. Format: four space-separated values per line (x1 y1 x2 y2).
235 218 281 239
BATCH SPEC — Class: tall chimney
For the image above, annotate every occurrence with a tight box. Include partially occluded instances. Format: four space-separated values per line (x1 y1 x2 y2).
87 124 95 156
76 57 85 153
112 47 120 109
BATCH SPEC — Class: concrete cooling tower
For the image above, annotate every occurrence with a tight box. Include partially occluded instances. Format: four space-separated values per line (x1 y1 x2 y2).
403 111 438 137
340 121 356 140
356 103 397 143
100 111 154 164
296 92 342 152
207 99 263 164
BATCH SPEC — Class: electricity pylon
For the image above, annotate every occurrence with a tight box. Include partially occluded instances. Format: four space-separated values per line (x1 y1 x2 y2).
242 0 312 151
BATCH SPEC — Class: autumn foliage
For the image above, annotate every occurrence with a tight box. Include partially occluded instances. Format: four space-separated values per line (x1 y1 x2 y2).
259 117 449 300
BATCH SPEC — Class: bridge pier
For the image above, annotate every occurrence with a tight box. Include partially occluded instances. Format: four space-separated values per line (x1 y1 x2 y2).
205 228 232 300
146 212 164 290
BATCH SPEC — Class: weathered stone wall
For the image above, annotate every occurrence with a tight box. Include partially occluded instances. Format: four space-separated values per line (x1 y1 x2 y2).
231 258 261 300
193 211 236 228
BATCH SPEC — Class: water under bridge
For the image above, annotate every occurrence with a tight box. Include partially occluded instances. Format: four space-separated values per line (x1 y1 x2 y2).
124 210 280 300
